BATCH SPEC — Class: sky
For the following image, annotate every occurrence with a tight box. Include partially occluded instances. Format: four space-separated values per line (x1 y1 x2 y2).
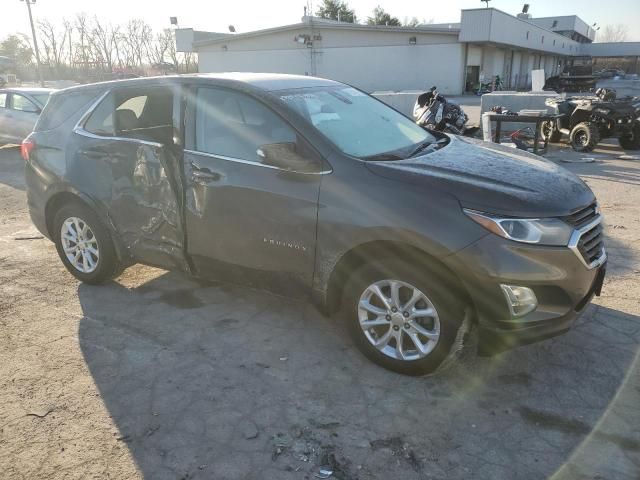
1 0 639 41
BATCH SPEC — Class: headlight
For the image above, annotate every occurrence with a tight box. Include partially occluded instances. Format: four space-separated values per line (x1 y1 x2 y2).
464 209 573 246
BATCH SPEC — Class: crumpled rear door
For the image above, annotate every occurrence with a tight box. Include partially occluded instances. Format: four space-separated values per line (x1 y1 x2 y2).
69 134 188 272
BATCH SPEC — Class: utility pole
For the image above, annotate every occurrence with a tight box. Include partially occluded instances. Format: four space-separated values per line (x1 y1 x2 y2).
68 26 73 74
21 0 44 87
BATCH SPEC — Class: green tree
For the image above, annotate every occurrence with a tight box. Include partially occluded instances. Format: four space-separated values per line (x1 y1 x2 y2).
316 0 356 23
367 6 401 26
0 34 34 68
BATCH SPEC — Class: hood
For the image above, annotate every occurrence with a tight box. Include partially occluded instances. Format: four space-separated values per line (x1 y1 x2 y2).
365 135 595 217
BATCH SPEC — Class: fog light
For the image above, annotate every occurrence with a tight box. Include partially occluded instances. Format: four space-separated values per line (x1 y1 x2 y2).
500 285 538 318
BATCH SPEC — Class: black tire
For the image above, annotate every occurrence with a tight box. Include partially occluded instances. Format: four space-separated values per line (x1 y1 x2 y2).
619 125 640 150
341 258 465 376
541 120 561 143
53 201 121 284
570 122 599 152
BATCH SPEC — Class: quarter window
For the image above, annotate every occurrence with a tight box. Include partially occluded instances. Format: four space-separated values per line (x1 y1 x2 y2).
195 87 297 163
84 93 115 136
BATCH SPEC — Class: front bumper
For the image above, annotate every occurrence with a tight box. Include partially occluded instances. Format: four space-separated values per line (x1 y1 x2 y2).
444 233 606 354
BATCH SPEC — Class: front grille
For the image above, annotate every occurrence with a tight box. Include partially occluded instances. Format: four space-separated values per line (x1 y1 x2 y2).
563 203 598 228
577 222 604 265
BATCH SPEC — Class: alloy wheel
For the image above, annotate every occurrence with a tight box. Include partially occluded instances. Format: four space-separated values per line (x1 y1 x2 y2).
357 279 440 361
60 216 100 273
575 130 588 146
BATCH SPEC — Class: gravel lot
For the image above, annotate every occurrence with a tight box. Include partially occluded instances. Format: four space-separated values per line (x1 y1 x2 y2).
1 141 639 480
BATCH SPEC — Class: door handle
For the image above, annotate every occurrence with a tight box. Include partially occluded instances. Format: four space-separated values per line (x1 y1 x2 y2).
82 150 105 159
191 164 221 182
81 148 124 161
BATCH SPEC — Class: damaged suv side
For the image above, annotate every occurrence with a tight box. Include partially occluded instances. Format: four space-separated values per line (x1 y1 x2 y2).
25 74 606 375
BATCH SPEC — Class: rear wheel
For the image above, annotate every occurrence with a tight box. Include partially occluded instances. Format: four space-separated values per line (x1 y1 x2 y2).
570 122 599 152
342 259 465 375
541 120 561 143
619 124 640 150
53 202 121 284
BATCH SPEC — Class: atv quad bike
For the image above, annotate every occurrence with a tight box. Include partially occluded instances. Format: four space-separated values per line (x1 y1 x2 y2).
542 90 640 152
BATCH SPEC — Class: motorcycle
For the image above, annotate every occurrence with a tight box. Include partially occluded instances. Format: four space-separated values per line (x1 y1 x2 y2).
413 88 478 136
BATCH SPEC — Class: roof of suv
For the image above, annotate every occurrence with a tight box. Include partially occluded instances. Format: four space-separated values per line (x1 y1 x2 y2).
53 73 341 96
0 87 56 95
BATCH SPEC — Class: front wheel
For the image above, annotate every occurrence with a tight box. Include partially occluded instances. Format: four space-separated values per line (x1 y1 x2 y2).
541 120 561 143
570 122 599 152
53 202 121 284
342 260 465 375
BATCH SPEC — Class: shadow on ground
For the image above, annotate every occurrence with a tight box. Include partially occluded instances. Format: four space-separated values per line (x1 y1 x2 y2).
0 146 26 191
77 271 640 480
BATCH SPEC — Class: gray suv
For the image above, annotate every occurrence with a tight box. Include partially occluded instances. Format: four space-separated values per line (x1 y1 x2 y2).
23 73 606 375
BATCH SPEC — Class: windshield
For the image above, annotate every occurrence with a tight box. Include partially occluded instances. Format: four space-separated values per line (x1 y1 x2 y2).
31 93 51 108
277 86 435 159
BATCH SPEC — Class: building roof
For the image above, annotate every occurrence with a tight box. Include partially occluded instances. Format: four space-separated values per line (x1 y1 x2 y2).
583 42 640 57
192 16 460 48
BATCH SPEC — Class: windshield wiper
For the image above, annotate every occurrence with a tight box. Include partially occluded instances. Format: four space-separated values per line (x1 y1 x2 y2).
407 141 434 158
362 152 405 161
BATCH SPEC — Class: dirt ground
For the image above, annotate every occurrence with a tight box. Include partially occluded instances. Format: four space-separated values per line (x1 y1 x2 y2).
0 141 639 480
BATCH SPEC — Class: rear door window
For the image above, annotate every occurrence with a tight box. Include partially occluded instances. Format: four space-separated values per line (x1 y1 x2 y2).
0 93 6 108
118 95 147 119
11 94 40 113
82 87 173 143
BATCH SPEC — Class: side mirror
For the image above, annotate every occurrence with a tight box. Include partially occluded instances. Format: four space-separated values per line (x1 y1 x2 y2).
257 142 321 173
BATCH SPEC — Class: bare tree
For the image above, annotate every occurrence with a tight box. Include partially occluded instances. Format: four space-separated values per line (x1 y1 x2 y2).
74 13 90 74
121 19 152 68
89 16 119 72
148 30 172 67
5 14 200 79
599 24 628 43
38 19 69 75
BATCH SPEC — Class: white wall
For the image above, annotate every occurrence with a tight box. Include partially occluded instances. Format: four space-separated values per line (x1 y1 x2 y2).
467 45 482 66
318 43 465 93
510 51 522 87
481 46 506 78
198 49 310 76
198 42 466 94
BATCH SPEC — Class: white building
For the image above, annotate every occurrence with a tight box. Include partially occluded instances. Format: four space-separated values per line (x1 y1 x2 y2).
176 7 640 95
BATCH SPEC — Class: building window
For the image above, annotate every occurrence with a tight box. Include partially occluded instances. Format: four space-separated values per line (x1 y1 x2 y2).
541 36 544 44
553 39 556 46
552 20 558 28
526 31 529 40
409 36 417 45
